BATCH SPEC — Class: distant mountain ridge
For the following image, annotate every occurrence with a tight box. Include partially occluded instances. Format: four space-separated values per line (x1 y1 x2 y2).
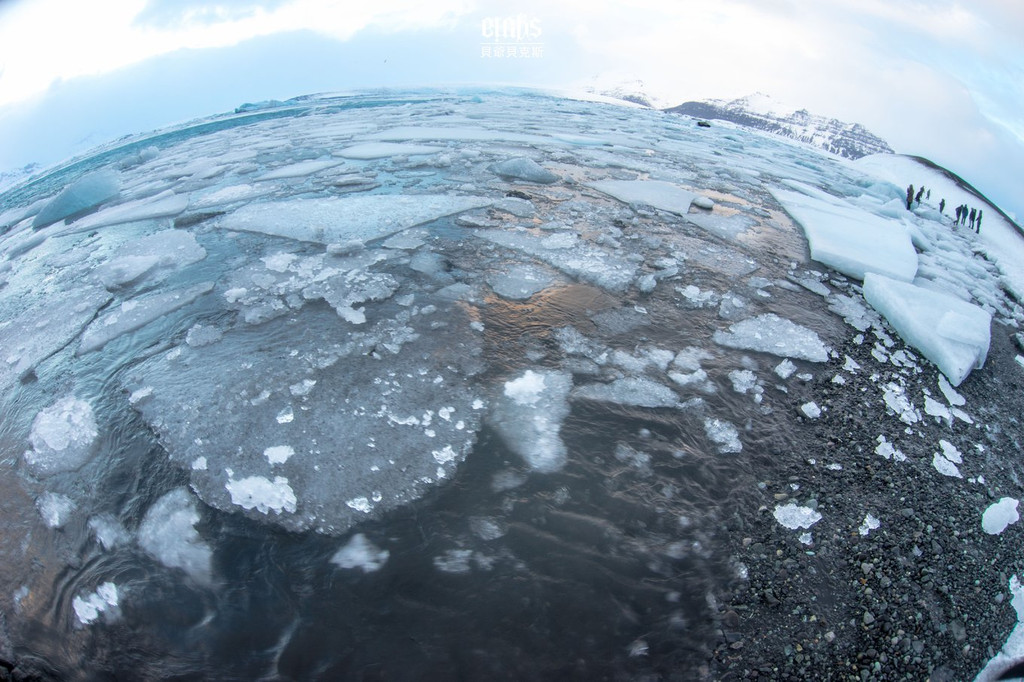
665 93 894 160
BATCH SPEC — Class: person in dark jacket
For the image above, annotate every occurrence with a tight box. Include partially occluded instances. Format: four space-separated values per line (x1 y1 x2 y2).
969 208 977 230
939 198 946 214
906 185 915 211
976 209 983 233
954 204 962 224
915 187 924 204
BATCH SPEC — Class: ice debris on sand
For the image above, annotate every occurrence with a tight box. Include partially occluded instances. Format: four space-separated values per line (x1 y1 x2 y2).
773 502 822 530
713 314 829 362
983 498 1020 535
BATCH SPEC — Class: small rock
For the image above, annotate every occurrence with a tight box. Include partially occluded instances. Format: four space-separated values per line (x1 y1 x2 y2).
863 611 876 625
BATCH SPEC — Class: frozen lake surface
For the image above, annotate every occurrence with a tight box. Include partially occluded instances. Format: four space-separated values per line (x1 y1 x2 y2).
1 89 1023 680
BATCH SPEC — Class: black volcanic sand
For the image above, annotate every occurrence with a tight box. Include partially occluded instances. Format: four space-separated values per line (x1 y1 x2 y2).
707 319 1024 681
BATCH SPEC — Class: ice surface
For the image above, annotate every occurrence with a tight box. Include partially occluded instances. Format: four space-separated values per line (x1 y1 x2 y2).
88 515 130 550
477 229 637 293
490 369 573 472
24 396 98 477
800 402 822 419
773 502 822 529
982 498 1020 535
863 273 991 386
331 533 390 572
95 230 206 289
770 185 917 282
137 488 213 584
0 285 111 395
337 143 444 159
712 314 829 362
36 492 76 528
588 180 697 215
72 582 119 625
932 444 963 478
218 195 491 245
573 377 680 408
33 170 120 228
79 281 215 354
774 359 797 379
489 157 560 184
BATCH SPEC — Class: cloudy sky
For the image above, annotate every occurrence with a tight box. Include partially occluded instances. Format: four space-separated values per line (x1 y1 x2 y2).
1 0 1021 219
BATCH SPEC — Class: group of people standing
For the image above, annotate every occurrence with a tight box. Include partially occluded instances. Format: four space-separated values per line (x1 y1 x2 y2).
906 184 983 233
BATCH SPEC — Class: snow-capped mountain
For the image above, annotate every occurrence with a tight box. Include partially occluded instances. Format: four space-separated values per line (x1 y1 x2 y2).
666 92 894 160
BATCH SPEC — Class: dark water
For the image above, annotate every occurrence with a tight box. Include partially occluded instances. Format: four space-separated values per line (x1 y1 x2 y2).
0 91 852 681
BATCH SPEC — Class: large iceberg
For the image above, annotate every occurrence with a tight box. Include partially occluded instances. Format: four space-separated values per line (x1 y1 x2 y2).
863 272 991 386
770 185 918 282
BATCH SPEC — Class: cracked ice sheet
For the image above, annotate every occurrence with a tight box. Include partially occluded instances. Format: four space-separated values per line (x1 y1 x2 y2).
217 195 491 245
0 285 112 396
712 313 830 362
123 300 484 535
476 229 636 293
769 184 917 282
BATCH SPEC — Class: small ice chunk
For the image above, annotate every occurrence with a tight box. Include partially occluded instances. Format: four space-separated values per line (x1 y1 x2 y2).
798 532 813 545
858 513 881 536
185 324 222 348
433 549 474 574
487 264 554 300
882 382 920 425
225 475 297 515
874 435 906 462
88 515 130 549
937 374 966 406
800 402 822 419
137 488 213 584
773 502 822 529
489 157 559 184
931 452 962 478
36 492 76 528
713 314 829 362
264 445 295 465
704 418 742 453
982 498 1020 535
469 516 507 541
774 359 797 379
573 377 679 408
25 396 98 476
72 582 119 625
331 533 390 572
938 439 963 464
924 395 952 424
728 369 758 394
491 370 573 472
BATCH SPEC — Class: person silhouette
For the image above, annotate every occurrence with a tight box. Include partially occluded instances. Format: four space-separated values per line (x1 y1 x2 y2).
906 185 915 211
939 198 946 214
969 207 977 230
954 205 962 224
915 187 924 204
976 209 983 233
961 205 969 226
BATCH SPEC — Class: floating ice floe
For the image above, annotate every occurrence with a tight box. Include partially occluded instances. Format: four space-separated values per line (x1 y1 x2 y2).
72 582 119 625
256 158 344 180
863 272 991 386
125 301 484 535
218 195 491 245
773 502 822 529
489 157 560 184
486 263 556 300
24 396 99 477
137 488 213 584
36 492 76 528
490 369 572 472
336 142 444 159
95 229 207 290
33 169 120 229
573 377 680 409
770 184 917 282
56 189 189 235
79 281 215 354
983 498 1020 535
331 533 390 572
588 179 697 215
712 313 829 362
704 418 742 453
